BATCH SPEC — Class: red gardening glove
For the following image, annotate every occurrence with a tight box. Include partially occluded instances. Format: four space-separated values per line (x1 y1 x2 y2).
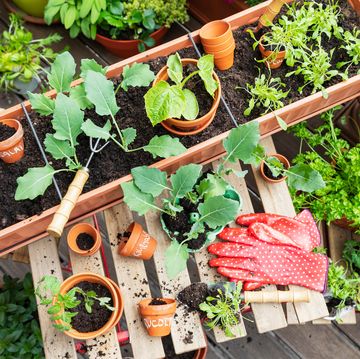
208 241 328 292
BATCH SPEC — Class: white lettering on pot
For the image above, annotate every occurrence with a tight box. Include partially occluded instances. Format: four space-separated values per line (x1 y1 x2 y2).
143 317 172 329
0 144 23 158
133 233 150 257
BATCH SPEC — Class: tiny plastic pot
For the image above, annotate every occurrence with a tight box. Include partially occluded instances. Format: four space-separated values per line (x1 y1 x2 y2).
52 272 123 340
153 59 221 136
260 153 290 183
138 298 176 337
67 222 102 256
0 119 24 164
259 34 286 69
118 222 157 260
199 20 233 46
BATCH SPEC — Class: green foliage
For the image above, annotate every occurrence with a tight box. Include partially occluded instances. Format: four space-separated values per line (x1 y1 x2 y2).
165 241 189 279
0 273 44 359
35 275 114 332
199 282 243 338
144 53 218 125
120 63 155 91
343 240 360 274
336 29 360 76
0 14 61 92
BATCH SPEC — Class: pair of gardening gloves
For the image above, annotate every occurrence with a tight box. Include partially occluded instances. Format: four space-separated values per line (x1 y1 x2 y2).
208 210 328 292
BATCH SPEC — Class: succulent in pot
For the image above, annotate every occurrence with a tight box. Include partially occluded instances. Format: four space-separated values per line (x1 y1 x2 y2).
0 119 25 164
67 222 102 256
35 273 123 340
144 53 221 136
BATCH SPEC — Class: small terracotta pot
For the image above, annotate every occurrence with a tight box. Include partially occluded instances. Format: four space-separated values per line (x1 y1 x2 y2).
153 59 221 136
53 272 123 340
67 222 102 256
212 42 236 70
259 34 286 69
0 119 24 163
95 26 168 58
118 222 157 260
260 153 290 183
333 217 358 232
138 298 177 337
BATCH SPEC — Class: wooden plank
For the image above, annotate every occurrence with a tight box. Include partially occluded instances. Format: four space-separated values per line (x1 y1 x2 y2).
254 137 328 323
194 160 247 342
144 207 207 354
28 237 77 359
103 204 165 359
67 218 122 359
12 246 29 263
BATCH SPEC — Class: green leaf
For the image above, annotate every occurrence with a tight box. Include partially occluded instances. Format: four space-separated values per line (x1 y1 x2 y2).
198 54 218 97
287 164 325 193
47 51 76 93
84 70 119 116
52 93 84 146
121 181 157 215
198 196 239 228
143 135 187 158
121 128 137 147
182 89 199 120
121 63 155 91
79 0 93 18
131 166 168 196
144 81 185 126
170 164 202 199
81 119 111 140
28 93 55 116
198 174 228 200
167 53 183 85
64 6 76 29
165 241 189 279
223 122 260 163
44 134 75 160
15 165 55 200
69 84 93 110
276 115 288 130
80 59 107 78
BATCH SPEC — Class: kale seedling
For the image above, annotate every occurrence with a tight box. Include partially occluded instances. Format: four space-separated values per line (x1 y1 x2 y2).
144 52 218 125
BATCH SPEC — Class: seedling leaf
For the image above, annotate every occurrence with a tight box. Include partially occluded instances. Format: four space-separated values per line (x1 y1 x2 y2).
81 119 111 140
80 59 107 78
121 63 155 91
131 166 168 196
143 135 186 158
182 89 199 120
167 53 183 85
69 84 93 110
287 163 326 192
28 93 55 116
170 163 202 199
165 241 189 279
44 134 75 160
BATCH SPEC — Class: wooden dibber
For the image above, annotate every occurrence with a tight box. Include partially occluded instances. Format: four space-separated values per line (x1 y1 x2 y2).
47 169 89 238
244 290 310 304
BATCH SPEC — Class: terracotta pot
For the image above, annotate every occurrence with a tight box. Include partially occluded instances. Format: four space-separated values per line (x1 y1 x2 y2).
4 0 48 24
67 222 102 256
260 153 290 183
138 298 176 337
1 0 360 256
153 58 221 135
0 119 24 164
95 26 169 58
333 217 358 232
259 34 286 69
53 273 123 340
118 222 157 260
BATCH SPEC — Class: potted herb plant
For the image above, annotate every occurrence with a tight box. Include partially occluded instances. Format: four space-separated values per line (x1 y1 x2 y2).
35 273 123 340
67 222 102 256
144 53 221 135
0 119 25 164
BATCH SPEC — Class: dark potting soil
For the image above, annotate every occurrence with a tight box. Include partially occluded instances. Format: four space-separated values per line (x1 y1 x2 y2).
263 163 283 180
1 0 359 230
149 298 167 305
0 123 16 141
177 282 209 310
76 233 95 250
68 281 113 333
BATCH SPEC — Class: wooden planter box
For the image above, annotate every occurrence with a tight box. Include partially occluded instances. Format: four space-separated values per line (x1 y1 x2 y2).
0 0 359 255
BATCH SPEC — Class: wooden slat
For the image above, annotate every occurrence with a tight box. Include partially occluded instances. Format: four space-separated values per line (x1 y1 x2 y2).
28 237 77 359
194 160 247 342
103 204 165 359
12 246 29 263
67 218 122 359
254 137 328 323
144 208 207 354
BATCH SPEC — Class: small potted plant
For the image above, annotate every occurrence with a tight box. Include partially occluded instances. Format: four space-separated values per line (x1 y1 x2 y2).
67 222 102 256
35 273 123 340
138 298 177 337
0 119 24 164
259 153 290 183
118 222 157 260
144 53 221 136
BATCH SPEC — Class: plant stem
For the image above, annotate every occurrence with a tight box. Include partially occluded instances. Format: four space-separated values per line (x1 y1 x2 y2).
180 70 200 88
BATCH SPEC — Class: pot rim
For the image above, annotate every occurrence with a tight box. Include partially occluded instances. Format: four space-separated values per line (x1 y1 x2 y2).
138 298 177 316
260 153 290 183
199 20 232 43
0 119 23 149
67 222 101 256
259 33 286 55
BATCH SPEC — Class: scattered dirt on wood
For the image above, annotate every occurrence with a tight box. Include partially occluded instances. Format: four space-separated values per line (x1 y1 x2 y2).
177 282 208 310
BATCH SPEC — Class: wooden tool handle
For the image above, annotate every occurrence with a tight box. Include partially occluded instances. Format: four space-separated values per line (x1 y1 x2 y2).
258 0 287 27
47 169 89 238
244 290 310 303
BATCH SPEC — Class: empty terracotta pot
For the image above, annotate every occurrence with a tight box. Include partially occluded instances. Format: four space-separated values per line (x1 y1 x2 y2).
259 34 286 69
118 222 157 260
138 298 177 337
67 222 102 256
0 119 24 163
153 59 221 136
260 153 290 183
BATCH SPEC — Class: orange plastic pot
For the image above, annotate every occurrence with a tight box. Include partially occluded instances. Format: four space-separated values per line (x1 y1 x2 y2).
67 222 102 256
138 298 176 337
260 153 290 183
118 222 157 260
52 273 123 340
0 119 24 163
95 26 169 58
259 34 286 69
153 59 221 136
